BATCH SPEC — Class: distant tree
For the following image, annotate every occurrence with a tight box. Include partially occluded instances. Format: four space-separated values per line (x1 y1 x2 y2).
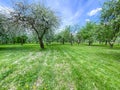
76 30 82 45
16 35 28 45
54 33 62 43
78 22 96 46
70 25 80 45
56 26 71 45
63 26 71 44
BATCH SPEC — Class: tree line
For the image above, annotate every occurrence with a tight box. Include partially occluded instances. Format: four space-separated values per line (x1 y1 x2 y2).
0 0 120 48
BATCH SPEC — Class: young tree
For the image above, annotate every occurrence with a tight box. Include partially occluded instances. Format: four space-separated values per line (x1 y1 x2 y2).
76 31 82 45
54 33 62 43
57 26 71 45
79 22 96 46
11 2 59 49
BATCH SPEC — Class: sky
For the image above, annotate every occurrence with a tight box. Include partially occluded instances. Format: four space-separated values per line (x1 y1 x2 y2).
0 0 106 31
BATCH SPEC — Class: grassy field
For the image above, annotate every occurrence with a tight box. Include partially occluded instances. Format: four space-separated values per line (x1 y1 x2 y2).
0 44 120 90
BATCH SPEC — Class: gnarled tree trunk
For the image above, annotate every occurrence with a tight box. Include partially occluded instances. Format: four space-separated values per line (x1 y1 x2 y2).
38 37 44 49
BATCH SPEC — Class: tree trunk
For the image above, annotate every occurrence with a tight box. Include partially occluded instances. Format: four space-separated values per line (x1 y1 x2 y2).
70 40 73 46
88 40 92 46
110 43 113 48
31 25 45 49
62 38 64 45
105 40 107 45
21 42 23 45
77 39 80 45
13 41 16 44
109 42 114 48
38 38 44 49
88 42 91 46
21 39 24 45
99 41 101 44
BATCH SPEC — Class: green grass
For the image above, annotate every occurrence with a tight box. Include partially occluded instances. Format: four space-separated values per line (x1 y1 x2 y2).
0 44 120 90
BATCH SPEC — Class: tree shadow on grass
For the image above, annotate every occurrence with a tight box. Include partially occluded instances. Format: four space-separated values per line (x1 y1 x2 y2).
0 44 49 52
91 44 120 50
97 51 120 62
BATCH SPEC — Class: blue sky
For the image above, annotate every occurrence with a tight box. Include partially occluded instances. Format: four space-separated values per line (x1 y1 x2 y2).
0 0 106 30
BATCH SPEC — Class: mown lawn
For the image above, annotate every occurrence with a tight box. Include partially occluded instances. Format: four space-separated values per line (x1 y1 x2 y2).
0 44 120 90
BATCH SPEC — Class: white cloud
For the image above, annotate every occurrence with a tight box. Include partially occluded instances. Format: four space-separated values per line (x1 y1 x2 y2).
59 10 82 31
44 0 84 31
0 5 14 16
88 8 102 16
85 19 90 22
